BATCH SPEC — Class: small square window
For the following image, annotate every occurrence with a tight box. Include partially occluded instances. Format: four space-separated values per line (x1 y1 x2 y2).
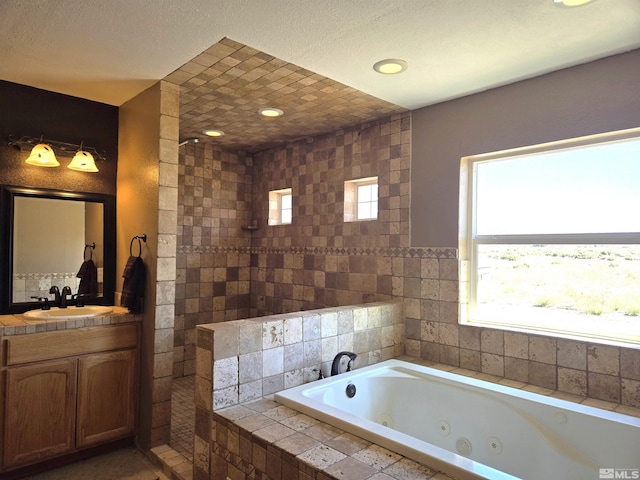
345 177 378 222
268 188 292 225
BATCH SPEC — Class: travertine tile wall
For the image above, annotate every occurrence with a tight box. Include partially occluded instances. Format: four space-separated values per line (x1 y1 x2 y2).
395 253 640 408
250 112 412 316
193 302 405 480
150 81 181 446
174 107 640 408
175 144 253 377
244 110 639 408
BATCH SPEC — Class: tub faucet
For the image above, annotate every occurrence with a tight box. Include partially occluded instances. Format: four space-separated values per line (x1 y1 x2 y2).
49 286 61 307
60 286 72 308
331 351 357 376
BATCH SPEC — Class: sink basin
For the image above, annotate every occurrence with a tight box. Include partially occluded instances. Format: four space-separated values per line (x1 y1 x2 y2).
24 306 113 320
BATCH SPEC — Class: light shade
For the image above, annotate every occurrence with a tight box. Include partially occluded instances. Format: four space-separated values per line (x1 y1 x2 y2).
25 143 59 167
68 150 99 172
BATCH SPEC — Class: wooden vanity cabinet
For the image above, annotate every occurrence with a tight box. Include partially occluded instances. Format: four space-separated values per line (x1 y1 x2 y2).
4 359 77 467
76 349 136 448
1 324 138 472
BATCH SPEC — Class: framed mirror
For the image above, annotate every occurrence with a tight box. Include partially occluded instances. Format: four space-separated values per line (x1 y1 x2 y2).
0 186 115 314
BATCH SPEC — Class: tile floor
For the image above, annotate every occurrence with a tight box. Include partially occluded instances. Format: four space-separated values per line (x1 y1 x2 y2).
22 447 169 480
170 375 195 463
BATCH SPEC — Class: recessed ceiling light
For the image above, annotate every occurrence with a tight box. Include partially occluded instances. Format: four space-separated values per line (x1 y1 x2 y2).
373 59 408 75
553 0 596 7
258 108 284 117
202 129 224 137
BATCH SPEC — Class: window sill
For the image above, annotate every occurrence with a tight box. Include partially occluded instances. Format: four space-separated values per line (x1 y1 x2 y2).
465 307 640 349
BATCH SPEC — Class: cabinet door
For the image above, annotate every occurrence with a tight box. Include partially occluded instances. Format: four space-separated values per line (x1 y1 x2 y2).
76 349 136 448
3 359 77 469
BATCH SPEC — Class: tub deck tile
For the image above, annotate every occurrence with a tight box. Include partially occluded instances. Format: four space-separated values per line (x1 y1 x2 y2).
234 413 276 432
581 397 618 410
497 378 527 389
382 457 439 479
253 422 296 443
297 444 346 470
280 412 321 431
216 404 255 421
550 390 587 403
352 444 403 470
614 404 640 418
521 384 554 396
324 456 378 479
262 404 299 422
274 432 321 455
303 422 345 443
325 433 372 456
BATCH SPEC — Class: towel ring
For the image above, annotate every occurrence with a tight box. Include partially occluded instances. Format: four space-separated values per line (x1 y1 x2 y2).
130 234 147 257
84 243 95 261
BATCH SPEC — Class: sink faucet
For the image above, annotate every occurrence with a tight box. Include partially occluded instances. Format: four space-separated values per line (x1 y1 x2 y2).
31 296 51 310
72 293 89 307
331 351 358 376
49 286 61 307
60 286 72 308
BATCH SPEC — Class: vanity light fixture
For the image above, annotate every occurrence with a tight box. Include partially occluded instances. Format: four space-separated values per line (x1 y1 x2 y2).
68 149 99 172
373 59 408 75
258 107 284 117
25 143 60 167
8 135 106 170
202 129 224 137
553 0 596 6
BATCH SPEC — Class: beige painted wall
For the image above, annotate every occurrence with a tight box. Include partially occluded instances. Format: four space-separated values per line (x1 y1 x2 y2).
118 82 161 448
117 79 179 448
411 48 640 247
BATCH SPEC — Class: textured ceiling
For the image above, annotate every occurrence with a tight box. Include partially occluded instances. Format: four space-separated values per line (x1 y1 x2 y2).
1 0 639 152
167 38 406 152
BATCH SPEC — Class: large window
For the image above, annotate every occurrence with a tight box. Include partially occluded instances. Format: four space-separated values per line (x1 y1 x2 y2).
461 129 640 345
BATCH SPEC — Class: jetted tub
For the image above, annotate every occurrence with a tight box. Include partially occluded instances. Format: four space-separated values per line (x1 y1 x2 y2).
274 359 640 480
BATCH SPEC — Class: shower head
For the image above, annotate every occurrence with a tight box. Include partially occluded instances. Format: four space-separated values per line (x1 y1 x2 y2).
178 137 199 147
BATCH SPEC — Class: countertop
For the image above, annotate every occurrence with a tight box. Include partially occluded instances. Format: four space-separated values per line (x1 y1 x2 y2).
0 306 139 336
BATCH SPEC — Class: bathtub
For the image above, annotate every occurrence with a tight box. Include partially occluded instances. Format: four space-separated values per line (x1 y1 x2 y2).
274 359 640 480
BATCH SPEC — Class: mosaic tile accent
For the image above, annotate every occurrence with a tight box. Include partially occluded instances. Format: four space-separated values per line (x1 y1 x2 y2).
12 272 85 303
164 38 406 153
250 246 457 258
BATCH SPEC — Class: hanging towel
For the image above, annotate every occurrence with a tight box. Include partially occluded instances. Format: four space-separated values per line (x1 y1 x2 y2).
77 259 98 297
121 255 146 314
